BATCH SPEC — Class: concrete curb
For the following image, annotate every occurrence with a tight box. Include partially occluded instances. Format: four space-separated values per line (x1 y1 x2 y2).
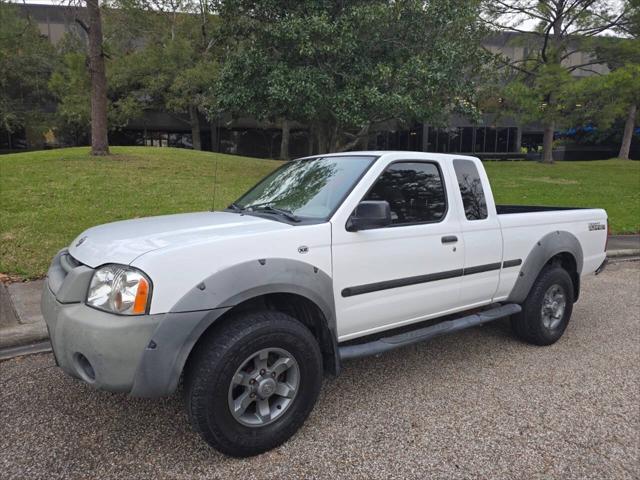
0 340 51 362
607 249 640 258
0 321 49 349
0 280 47 350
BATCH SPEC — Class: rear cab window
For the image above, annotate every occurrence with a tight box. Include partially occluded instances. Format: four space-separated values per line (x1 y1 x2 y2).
453 159 488 221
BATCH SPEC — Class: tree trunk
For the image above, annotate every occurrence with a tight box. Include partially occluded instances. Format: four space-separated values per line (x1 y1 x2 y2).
307 126 315 156
210 118 218 152
279 118 290 160
358 133 369 150
316 126 328 154
542 123 554 164
619 103 637 160
189 105 201 150
86 0 109 156
329 124 339 152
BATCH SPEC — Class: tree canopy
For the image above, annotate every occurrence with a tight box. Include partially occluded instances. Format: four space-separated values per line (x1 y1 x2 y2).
216 0 490 153
2 0 636 160
482 0 629 162
0 1 55 146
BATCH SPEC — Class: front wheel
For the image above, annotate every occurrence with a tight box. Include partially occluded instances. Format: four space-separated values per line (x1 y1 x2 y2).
184 311 322 457
511 265 574 346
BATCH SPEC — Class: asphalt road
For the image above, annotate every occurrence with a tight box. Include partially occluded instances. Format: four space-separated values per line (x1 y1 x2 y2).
1 261 638 480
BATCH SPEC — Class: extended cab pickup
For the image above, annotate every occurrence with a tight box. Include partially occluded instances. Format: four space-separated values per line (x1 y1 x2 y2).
42 151 608 456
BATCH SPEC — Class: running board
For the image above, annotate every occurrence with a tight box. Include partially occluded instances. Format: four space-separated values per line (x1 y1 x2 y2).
338 303 521 361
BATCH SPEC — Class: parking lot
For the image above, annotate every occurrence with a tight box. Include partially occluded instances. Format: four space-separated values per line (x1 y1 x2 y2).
1 260 638 479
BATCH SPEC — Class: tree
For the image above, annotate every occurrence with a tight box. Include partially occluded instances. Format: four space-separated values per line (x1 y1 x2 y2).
483 0 628 163
502 63 575 158
49 50 92 145
107 0 220 150
0 1 55 148
566 62 639 159
67 0 110 154
614 0 640 159
86 0 110 154
216 0 490 157
562 1 640 160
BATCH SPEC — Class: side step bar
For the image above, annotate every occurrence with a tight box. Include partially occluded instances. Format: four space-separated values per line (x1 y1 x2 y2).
338 303 521 361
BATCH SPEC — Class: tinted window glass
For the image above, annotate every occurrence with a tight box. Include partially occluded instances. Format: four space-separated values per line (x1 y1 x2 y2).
453 159 488 220
364 162 446 225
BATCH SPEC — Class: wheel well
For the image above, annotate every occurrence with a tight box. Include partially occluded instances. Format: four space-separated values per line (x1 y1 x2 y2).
185 293 339 378
547 252 580 301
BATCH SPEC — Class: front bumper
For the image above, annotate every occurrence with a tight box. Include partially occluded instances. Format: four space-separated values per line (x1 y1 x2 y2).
41 251 230 397
41 282 163 393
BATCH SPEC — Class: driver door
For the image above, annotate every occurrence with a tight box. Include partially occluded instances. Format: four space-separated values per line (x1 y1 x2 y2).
331 160 464 341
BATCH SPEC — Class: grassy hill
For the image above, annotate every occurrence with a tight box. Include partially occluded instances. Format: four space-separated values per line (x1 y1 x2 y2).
1 147 282 278
1 147 638 278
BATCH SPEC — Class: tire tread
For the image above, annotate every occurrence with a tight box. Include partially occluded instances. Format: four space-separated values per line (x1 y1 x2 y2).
184 310 322 457
511 265 574 346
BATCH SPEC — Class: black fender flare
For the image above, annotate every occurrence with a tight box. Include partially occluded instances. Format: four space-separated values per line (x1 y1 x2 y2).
507 230 583 304
131 258 337 397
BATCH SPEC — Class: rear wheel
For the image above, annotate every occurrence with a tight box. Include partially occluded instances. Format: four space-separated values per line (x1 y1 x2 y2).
184 310 322 457
511 265 574 346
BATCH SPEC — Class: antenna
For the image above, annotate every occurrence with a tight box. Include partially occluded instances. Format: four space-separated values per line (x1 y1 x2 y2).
211 153 219 212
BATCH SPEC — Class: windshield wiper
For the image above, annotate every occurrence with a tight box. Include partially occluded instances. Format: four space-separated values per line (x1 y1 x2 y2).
247 203 301 223
227 202 244 212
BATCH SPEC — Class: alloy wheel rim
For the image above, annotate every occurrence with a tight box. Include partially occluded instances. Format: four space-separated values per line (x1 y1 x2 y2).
541 284 567 330
227 347 300 427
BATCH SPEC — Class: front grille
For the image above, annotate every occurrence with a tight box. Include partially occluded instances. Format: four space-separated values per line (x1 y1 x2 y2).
60 251 81 274
48 250 82 295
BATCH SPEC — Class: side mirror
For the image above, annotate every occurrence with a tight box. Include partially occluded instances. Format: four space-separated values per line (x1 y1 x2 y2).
347 200 392 231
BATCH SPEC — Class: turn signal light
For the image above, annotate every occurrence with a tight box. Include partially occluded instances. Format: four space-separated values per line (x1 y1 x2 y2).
133 278 150 314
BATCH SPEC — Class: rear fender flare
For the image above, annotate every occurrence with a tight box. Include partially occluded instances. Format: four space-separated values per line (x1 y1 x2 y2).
507 230 583 304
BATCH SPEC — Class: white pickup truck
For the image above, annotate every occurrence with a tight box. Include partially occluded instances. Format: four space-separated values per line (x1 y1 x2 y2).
42 151 608 457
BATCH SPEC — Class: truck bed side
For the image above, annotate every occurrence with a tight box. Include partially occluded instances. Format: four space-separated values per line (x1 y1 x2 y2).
493 208 608 302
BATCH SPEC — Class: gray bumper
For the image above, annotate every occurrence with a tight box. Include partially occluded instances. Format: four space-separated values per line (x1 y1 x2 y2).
42 278 229 397
42 282 161 392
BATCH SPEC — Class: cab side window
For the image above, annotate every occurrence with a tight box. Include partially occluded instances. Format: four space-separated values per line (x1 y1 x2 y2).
453 159 487 221
364 162 446 225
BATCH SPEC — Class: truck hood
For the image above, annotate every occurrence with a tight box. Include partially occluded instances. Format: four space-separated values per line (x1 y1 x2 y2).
68 211 290 267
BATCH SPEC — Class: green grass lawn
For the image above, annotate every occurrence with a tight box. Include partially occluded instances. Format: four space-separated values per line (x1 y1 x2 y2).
484 159 639 234
0 147 282 278
1 147 638 279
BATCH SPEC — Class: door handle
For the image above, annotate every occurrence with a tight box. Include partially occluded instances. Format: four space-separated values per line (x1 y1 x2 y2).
441 235 458 244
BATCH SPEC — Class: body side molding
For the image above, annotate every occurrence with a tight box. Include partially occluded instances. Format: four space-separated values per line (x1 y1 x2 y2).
341 259 522 298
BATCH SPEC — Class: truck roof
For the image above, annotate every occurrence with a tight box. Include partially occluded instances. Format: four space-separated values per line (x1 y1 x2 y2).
299 151 480 163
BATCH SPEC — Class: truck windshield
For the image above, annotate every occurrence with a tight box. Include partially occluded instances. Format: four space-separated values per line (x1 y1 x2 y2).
232 155 376 221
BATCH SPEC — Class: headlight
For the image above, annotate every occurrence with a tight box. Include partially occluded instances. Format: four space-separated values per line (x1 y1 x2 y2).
87 265 152 315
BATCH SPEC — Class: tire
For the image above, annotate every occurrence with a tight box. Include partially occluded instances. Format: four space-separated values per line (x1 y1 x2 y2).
511 264 574 346
184 310 323 457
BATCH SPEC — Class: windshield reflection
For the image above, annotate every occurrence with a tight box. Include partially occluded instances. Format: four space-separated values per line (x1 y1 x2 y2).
235 156 376 220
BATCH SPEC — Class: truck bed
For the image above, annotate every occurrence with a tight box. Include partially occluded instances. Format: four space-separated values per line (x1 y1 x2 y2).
496 205 588 215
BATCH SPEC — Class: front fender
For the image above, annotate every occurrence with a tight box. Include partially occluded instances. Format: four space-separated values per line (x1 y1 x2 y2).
169 258 336 329
131 258 335 397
